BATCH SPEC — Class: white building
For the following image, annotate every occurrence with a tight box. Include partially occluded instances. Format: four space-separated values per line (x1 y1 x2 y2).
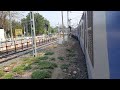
0 28 5 41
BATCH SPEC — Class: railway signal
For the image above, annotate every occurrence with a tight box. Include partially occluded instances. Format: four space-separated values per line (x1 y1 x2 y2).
30 11 37 57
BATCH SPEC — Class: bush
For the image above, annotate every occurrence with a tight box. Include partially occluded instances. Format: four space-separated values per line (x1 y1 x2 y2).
58 57 64 60
66 53 76 57
0 70 4 77
22 64 32 70
60 64 69 70
66 49 72 52
12 65 24 74
38 61 57 69
33 56 49 64
38 56 48 60
22 57 35 64
3 73 13 79
45 52 54 55
31 70 51 79
50 57 55 61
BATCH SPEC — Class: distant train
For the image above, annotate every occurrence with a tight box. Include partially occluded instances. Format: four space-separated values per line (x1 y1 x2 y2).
71 11 120 79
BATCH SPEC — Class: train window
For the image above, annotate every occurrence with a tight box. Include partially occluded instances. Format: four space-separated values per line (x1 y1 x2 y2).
81 25 82 37
87 11 94 67
81 25 83 38
87 11 93 28
80 26 81 37
82 23 84 39
84 13 86 30
84 13 87 49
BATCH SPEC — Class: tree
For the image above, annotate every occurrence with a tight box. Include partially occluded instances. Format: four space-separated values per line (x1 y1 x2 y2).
0 11 9 31
12 20 23 37
49 26 57 34
0 11 24 38
21 12 50 36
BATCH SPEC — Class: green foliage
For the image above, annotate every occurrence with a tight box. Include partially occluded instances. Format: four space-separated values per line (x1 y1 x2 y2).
45 52 54 55
12 63 32 74
0 70 4 77
66 53 76 57
3 73 13 79
50 57 55 61
66 49 73 53
32 56 48 64
37 61 57 69
31 70 51 79
58 57 64 60
12 65 24 74
66 49 76 57
22 57 35 65
22 64 32 70
60 64 69 70
49 27 57 34
38 56 48 60
12 20 23 37
21 12 51 35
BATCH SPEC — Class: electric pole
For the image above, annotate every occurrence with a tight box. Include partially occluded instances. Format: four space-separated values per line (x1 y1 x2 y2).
24 25 26 39
61 11 64 38
30 11 37 57
67 11 69 27
26 22 28 37
9 11 13 42
67 11 69 35
67 11 72 36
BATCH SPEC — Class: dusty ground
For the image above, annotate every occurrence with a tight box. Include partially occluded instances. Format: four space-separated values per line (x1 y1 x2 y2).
44 36 88 79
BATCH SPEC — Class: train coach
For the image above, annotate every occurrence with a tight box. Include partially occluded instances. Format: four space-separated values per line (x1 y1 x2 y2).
72 11 120 79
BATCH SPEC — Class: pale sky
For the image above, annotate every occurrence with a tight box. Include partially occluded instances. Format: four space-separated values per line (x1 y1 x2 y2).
18 11 83 28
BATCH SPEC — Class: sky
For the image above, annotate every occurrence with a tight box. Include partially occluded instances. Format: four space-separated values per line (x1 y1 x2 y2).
18 11 83 28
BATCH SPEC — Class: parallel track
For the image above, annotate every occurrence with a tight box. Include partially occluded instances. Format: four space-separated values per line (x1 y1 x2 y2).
0 37 58 64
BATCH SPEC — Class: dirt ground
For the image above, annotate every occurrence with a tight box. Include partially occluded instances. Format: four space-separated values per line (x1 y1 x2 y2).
45 36 88 79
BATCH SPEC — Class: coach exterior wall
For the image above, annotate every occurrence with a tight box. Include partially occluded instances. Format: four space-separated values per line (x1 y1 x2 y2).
92 11 110 79
79 11 110 79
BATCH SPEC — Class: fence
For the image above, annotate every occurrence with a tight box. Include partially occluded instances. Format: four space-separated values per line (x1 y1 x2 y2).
0 36 57 55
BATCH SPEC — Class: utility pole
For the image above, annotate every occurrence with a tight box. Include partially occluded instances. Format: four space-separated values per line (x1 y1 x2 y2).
30 11 37 57
24 25 26 38
67 11 69 27
57 22 59 36
61 11 64 38
26 22 28 37
67 11 72 36
9 11 13 42
67 11 69 35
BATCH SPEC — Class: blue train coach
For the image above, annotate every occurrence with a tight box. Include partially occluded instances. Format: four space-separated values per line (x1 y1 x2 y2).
75 11 120 79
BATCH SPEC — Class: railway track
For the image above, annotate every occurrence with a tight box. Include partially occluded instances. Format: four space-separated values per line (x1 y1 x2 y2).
0 37 58 64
